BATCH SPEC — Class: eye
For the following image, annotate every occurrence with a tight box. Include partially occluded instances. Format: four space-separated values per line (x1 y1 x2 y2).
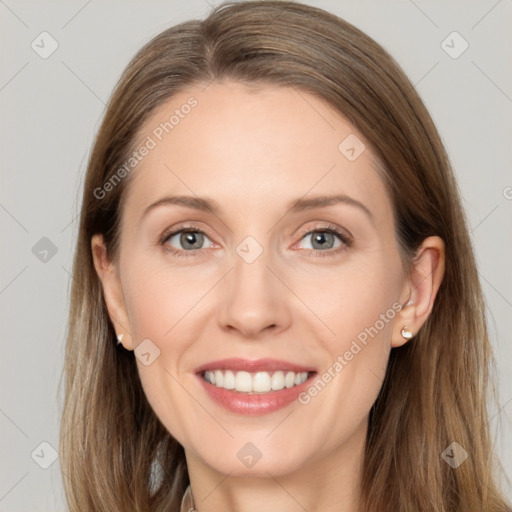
160 227 213 257
159 223 352 259
295 225 352 257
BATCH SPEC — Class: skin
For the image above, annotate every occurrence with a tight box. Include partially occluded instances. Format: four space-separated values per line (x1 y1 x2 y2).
92 80 445 512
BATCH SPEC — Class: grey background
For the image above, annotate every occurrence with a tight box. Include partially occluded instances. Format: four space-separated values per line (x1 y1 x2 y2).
1 1 511 510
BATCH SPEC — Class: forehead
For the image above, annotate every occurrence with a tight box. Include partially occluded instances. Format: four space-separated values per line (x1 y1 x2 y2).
122 80 392 225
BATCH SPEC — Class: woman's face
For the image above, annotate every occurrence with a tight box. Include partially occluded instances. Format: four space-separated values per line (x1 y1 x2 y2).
96 80 414 477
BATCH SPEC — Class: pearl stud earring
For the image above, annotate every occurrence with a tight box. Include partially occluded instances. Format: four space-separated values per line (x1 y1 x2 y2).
116 333 124 346
401 327 413 340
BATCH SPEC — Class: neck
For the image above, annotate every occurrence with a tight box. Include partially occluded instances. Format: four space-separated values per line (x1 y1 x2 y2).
185 419 367 512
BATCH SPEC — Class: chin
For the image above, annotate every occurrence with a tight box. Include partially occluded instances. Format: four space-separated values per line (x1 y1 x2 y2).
189 438 312 478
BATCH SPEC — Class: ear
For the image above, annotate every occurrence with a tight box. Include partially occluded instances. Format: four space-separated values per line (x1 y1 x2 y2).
91 234 134 351
392 236 445 348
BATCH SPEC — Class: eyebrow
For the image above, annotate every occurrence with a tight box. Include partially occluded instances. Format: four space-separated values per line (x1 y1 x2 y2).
141 193 374 223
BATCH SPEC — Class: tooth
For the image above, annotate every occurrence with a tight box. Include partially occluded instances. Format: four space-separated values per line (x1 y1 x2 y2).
253 372 272 393
235 371 252 392
204 369 310 392
271 371 285 391
223 370 235 389
285 371 295 388
214 370 224 387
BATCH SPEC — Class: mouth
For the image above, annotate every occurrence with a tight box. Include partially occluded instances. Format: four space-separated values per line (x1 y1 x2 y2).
194 358 317 415
200 369 314 394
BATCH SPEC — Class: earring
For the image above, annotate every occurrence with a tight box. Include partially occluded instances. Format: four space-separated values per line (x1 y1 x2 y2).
116 333 124 346
401 327 413 340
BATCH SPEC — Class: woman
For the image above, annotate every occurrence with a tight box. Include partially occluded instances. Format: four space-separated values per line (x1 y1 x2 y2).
59 1 511 511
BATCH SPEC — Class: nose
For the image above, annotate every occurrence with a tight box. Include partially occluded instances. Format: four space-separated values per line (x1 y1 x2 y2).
216 245 292 339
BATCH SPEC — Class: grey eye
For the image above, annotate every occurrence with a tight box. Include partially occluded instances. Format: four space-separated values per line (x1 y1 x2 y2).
167 231 211 251
300 231 342 250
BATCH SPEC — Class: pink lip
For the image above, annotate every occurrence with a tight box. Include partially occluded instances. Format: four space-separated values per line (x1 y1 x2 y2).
194 358 317 416
195 358 316 374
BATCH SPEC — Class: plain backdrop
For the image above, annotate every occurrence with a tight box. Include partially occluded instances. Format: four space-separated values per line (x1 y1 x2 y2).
1 1 511 510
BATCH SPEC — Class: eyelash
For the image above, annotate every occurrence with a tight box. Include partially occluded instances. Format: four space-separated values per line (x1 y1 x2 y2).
159 224 352 259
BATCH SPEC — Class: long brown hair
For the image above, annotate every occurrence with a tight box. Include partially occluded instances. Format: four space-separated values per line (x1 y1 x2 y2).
59 1 511 510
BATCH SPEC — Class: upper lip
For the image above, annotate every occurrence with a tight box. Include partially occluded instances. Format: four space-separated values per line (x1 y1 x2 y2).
195 358 316 374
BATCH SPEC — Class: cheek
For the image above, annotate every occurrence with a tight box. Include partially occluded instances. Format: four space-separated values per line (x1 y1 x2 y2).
119 258 214 440
121 252 204 341
299 253 401 348
294 255 400 424
123 282 196 446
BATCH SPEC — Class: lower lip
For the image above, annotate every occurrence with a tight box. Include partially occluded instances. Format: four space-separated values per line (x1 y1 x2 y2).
197 373 316 416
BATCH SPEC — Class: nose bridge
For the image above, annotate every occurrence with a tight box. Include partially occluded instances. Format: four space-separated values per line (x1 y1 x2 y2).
217 234 290 337
233 237 271 293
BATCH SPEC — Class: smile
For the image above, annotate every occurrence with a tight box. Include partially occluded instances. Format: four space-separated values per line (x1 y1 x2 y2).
202 370 311 393
195 358 318 415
